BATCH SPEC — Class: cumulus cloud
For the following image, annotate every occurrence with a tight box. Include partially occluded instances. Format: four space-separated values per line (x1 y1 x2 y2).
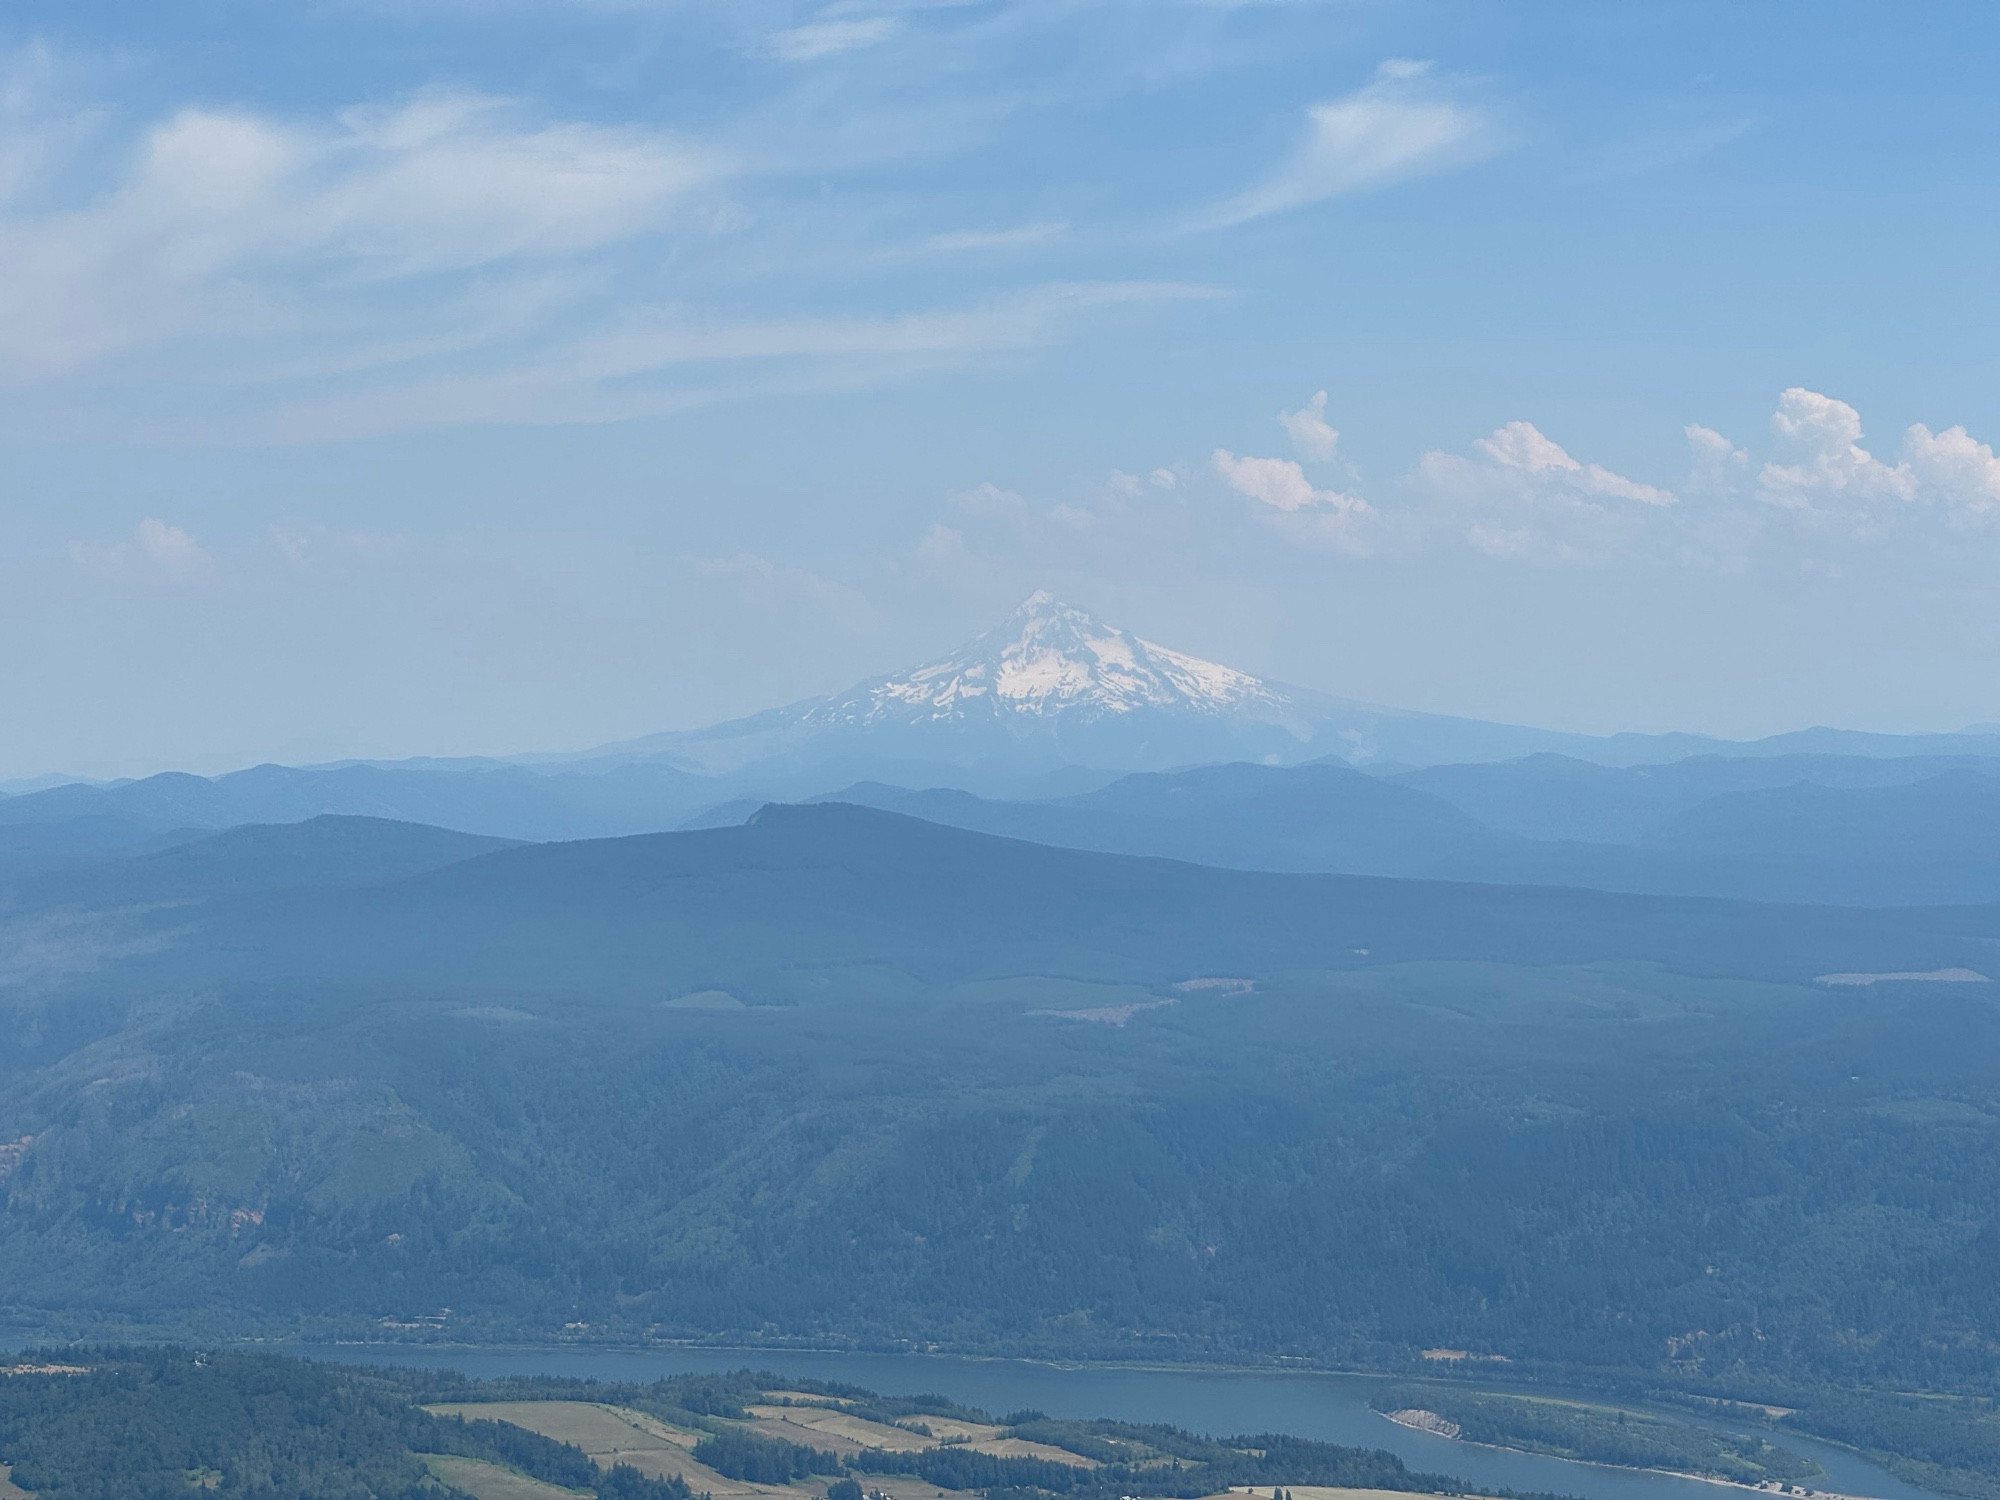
1907 422 2000 514
1279 389 1340 461
1214 451 1323 511
913 386 2000 584
1684 422 1749 492
1417 420 1673 560
1755 388 2000 515
1757 388 1914 507
1212 449 1371 550
71 518 213 581
1472 420 1674 505
1203 61 1495 228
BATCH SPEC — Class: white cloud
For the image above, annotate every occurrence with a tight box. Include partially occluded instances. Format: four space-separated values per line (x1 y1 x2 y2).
1149 467 1177 489
1214 450 1319 511
1684 422 1748 489
769 18 900 63
1472 420 1675 505
255 279 1218 440
1279 389 1339 461
318 95 718 270
1204 61 1494 228
71 518 213 581
1685 424 1741 457
1752 388 2000 516
1757 387 1915 508
1417 420 1673 561
1907 422 2000 514
1212 449 1371 550
0 89 722 384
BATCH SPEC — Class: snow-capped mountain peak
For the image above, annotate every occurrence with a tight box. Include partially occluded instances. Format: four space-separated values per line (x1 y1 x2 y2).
579 591 1373 775
564 591 1640 775
810 592 1288 726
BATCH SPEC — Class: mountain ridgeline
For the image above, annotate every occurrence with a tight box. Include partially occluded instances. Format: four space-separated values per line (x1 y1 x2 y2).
2 804 1999 1405
6 595 2000 1466
12 594 2000 905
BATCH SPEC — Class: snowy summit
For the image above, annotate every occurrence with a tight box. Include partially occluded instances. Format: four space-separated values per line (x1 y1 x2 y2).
808 592 1288 727
575 592 1602 776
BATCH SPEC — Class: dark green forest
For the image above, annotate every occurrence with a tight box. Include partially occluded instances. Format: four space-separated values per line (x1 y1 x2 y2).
6 946 1999 1394
0 1354 1496 1500
0 1349 692 1500
3 808 2000 1493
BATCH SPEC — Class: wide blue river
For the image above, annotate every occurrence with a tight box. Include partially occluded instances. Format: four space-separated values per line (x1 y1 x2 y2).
298 1345 1930 1500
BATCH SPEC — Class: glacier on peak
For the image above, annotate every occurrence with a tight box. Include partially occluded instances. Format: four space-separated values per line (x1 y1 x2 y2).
558 592 1663 777
806 592 1286 726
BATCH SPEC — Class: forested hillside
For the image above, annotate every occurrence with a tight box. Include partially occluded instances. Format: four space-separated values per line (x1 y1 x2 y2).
0 1348 685 1499
2 811 1999 1399
0 1353 1499 1500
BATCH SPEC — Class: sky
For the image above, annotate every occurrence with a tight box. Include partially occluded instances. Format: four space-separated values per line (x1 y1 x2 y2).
4 0 2000 778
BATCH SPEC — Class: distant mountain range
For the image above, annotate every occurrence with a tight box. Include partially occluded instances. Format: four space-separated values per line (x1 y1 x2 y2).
5 599 2000 1414
795 753 2000 906
7 593 2000 904
564 592 1729 774
550 592 2000 774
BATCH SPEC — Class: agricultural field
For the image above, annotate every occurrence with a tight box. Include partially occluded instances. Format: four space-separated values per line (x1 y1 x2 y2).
0 1349 1516 1500
426 1402 727 1490
422 1454 592 1500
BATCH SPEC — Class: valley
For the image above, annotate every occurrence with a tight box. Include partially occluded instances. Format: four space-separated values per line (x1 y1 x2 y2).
4 600 2000 1499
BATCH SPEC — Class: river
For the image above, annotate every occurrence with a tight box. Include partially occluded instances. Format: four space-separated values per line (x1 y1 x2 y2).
297 1345 1931 1500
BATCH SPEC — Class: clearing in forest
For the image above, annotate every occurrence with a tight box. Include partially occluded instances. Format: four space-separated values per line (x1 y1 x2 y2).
420 1453 591 1500
426 1401 747 1493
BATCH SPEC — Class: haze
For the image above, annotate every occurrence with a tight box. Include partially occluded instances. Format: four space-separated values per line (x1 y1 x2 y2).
3 2 1998 778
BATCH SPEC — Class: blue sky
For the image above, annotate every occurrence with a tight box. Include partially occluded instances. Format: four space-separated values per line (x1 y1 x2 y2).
5 1 2000 777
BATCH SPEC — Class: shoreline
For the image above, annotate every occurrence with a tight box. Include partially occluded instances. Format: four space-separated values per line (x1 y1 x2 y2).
1374 1410 1884 1500
0 1331 1918 1500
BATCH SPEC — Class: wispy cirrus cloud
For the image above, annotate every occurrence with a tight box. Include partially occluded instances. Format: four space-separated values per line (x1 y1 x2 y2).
1200 60 1498 229
0 88 722 384
0 51 1228 440
768 16 901 62
258 279 1219 440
